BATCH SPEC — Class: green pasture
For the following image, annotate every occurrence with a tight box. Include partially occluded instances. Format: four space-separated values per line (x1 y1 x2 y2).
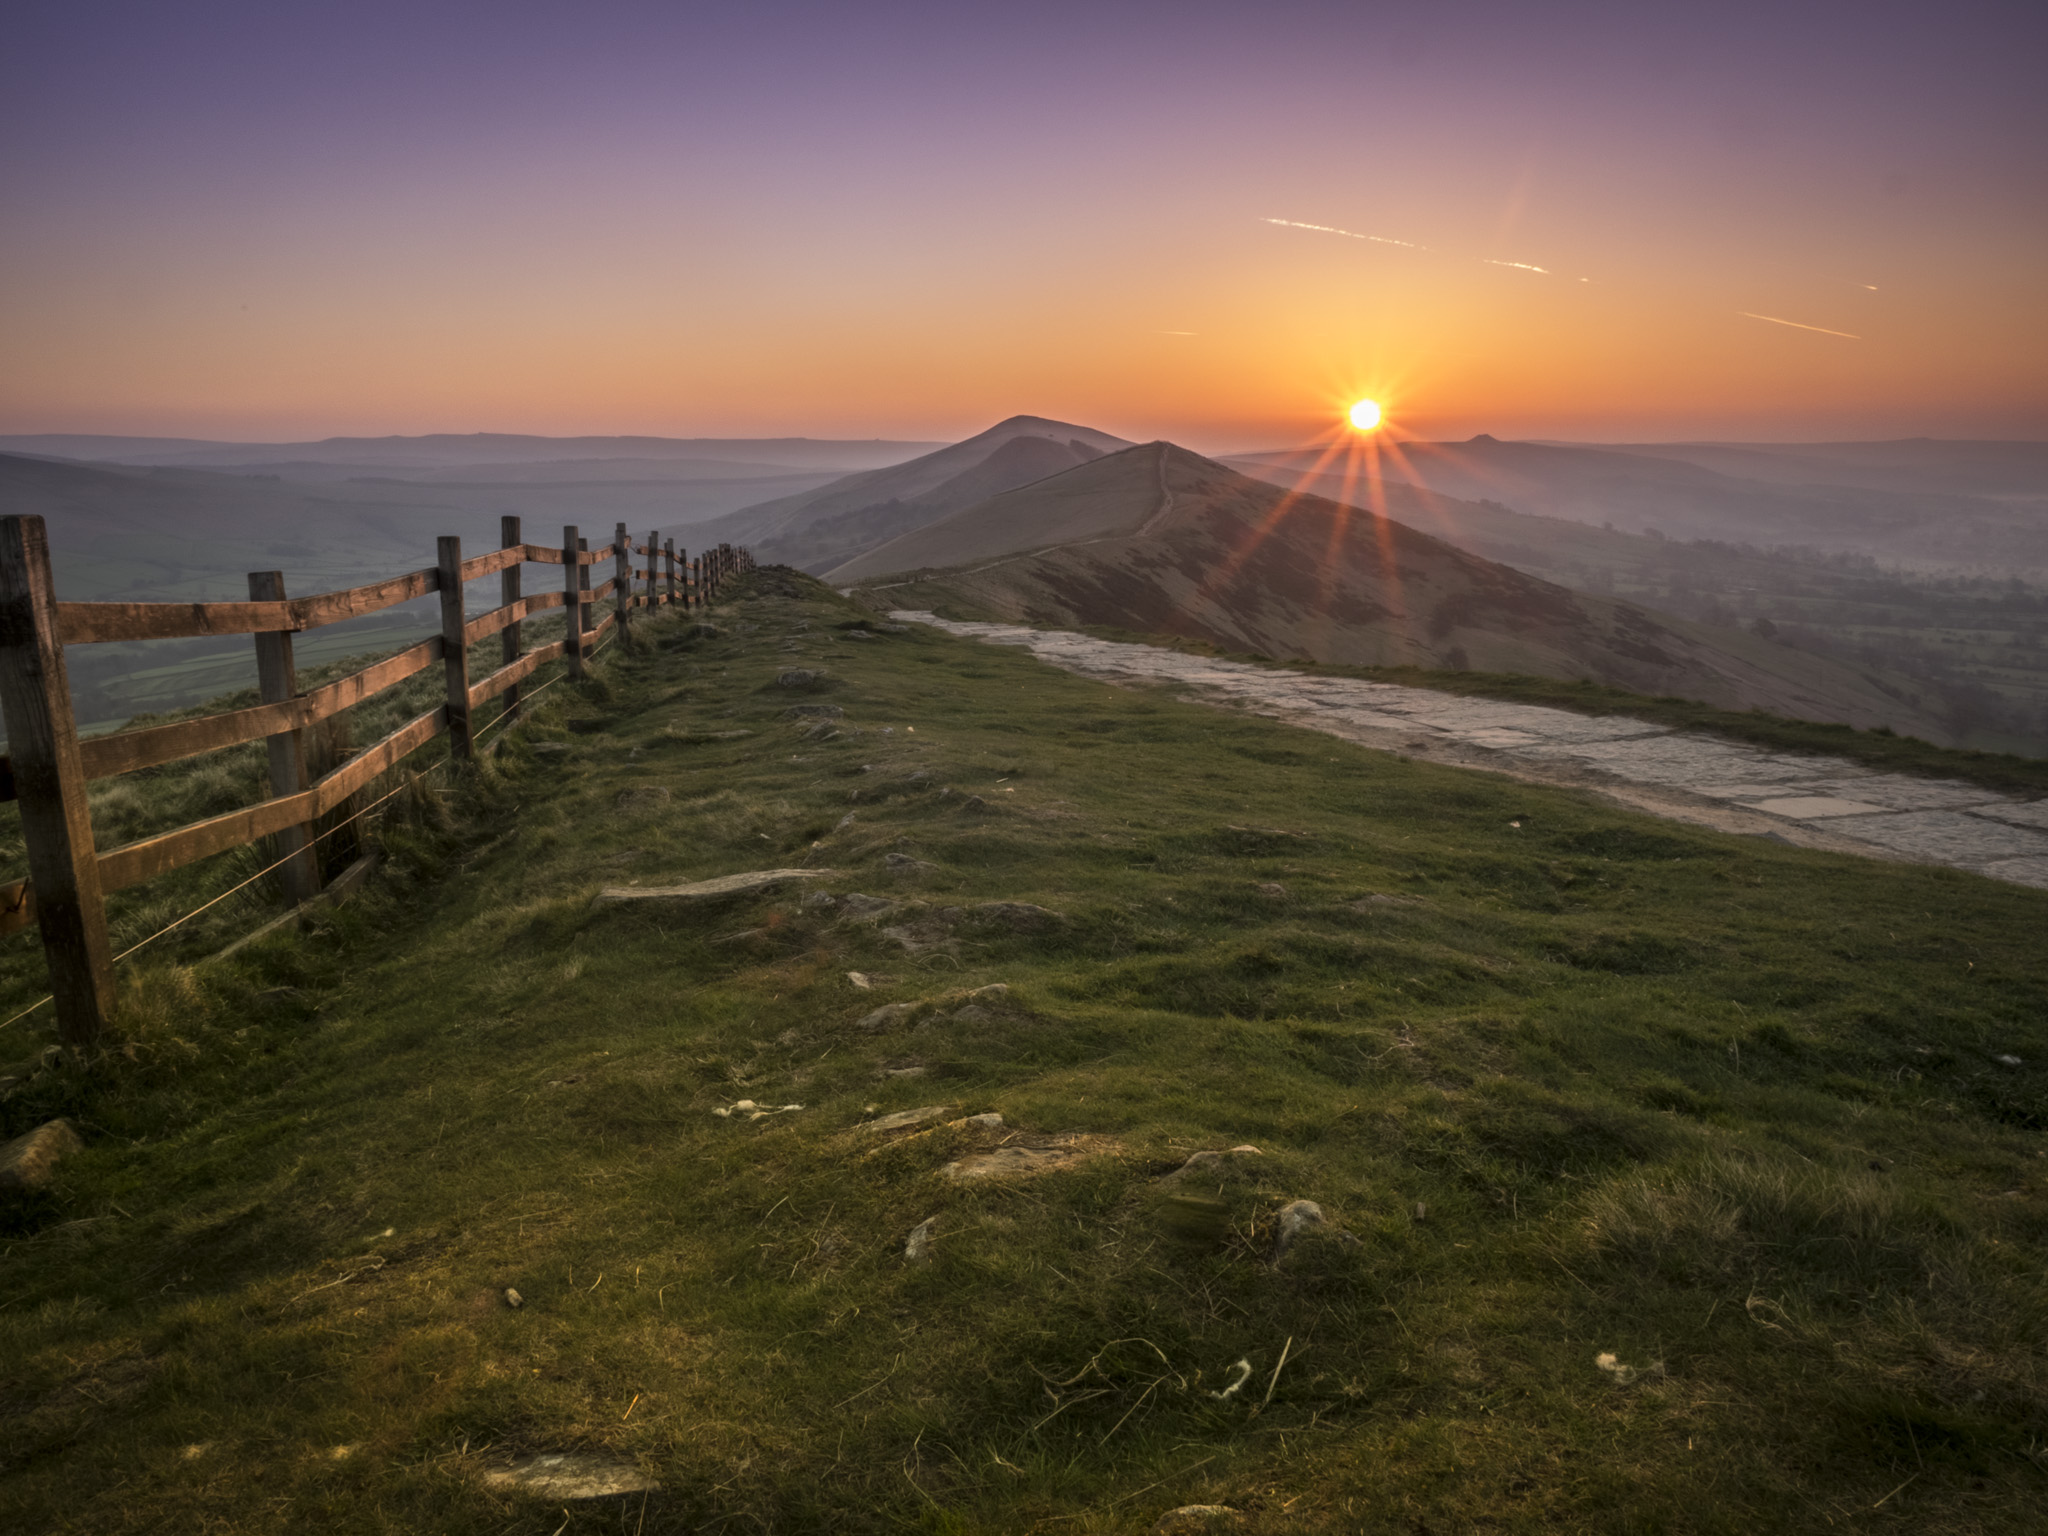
1 573 2042 1533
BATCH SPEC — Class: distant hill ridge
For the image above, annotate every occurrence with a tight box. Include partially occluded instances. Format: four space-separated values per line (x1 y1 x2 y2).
829 440 1954 740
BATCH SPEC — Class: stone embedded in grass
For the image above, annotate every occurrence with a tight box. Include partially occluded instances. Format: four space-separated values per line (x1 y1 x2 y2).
885 852 937 872
592 868 839 906
836 892 899 920
776 668 823 688
1160 1145 1263 1181
941 1135 1112 1182
904 1216 937 1261
482 1453 660 1500
1254 882 1288 898
0 1119 81 1195
856 1002 922 1032
860 1104 956 1133
1594 1350 1666 1386
787 704 845 719
503 1287 523 1309
1993 1053 2023 1067
714 1099 804 1121
1273 1199 1325 1258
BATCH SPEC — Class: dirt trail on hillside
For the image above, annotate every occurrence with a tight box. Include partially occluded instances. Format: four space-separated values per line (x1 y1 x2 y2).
895 612 2048 891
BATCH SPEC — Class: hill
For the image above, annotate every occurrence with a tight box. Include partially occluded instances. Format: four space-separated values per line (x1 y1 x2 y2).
1233 437 2048 577
0 431 942 474
831 442 1953 739
1 576 2041 1532
687 414 1134 568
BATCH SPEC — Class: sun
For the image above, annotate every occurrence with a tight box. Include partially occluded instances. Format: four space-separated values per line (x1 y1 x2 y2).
1348 398 1383 432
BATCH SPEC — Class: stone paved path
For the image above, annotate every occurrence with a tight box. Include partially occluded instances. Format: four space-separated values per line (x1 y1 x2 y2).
895 613 2048 891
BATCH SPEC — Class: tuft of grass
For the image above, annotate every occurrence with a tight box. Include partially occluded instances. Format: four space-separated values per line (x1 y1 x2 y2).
1 572 2044 1533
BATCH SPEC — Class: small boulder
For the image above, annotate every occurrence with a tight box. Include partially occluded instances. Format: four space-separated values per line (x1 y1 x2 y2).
503 1287 524 1309
482 1454 659 1500
837 893 902 920
775 668 823 688
1254 882 1288 899
856 1002 921 1033
787 704 845 719
1273 1199 1325 1258
1161 1146 1263 1181
862 1104 956 1133
904 1217 937 1262
593 868 838 906
0 1119 81 1195
885 852 936 873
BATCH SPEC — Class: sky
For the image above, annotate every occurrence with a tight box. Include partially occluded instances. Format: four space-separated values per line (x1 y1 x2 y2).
3 0 2045 450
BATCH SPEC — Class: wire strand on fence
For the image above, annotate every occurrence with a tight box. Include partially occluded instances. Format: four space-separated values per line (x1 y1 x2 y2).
2 592 662 1032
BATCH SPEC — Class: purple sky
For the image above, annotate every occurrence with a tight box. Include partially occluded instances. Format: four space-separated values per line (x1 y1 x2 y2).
5 0 2044 445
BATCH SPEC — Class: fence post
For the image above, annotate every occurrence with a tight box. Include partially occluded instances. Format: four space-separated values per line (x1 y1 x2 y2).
613 523 632 646
645 530 659 609
577 536 593 659
500 516 523 722
563 525 583 680
0 515 114 1047
690 556 701 609
436 536 473 760
247 571 321 905
666 540 678 608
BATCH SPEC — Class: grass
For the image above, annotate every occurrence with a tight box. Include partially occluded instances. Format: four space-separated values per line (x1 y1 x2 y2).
1036 621 2048 798
1 571 2044 1533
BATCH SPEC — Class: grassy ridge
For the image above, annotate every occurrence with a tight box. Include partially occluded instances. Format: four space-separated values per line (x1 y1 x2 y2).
2 573 2044 1533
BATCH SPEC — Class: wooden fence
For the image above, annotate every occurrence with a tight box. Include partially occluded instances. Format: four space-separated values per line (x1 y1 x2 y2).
0 513 754 1047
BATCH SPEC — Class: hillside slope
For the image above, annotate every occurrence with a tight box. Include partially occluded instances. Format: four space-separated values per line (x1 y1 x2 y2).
688 414 1134 568
835 443 1952 738
2 575 2041 1533
1233 437 2048 575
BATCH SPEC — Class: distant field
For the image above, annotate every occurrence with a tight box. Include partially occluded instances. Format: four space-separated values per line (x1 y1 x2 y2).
2 574 2042 1533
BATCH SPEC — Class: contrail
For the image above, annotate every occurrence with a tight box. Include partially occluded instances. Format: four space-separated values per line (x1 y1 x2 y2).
1484 259 1549 275
1262 217 1421 248
1739 312 1861 340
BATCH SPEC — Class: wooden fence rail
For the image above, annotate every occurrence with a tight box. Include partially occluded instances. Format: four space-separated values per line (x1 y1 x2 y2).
0 513 754 1046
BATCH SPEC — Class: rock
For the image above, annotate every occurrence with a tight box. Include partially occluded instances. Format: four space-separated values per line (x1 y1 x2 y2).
856 1002 922 1032
1254 882 1288 898
1162 1146 1262 1181
942 1140 1105 1181
482 1453 660 1500
1273 1199 1324 1258
1414 1201 1427 1221
614 786 671 811
714 1099 804 1121
1993 1054 2024 1067
842 629 873 641
876 623 910 633
904 1217 937 1261
881 910 962 954
963 1112 1005 1131
885 852 936 872
787 704 845 719
804 891 839 910
835 811 858 829
775 668 823 688
593 868 839 906
503 1287 523 1309
0 1119 81 1195
876 1061 929 1079
950 1004 993 1024
861 1104 956 1133
971 901 1062 932
1154 1506 1243 1532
